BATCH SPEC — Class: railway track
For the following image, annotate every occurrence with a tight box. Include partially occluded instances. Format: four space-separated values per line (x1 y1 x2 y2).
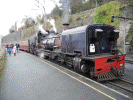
125 59 133 64
107 79 133 93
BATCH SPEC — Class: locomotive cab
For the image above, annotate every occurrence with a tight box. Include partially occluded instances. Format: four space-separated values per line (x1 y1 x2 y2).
87 25 119 55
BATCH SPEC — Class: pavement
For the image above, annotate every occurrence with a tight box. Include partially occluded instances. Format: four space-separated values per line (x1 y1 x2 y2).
0 51 132 100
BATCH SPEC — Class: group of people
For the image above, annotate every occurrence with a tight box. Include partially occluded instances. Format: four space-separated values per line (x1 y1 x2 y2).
6 42 20 56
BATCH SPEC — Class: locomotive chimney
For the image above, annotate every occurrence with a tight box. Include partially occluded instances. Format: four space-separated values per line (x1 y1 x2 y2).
62 23 69 30
61 0 70 31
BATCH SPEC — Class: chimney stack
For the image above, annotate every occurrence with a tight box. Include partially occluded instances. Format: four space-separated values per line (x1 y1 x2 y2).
62 23 69 30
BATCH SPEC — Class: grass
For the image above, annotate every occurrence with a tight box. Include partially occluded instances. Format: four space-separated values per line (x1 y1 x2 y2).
94 1 120 29
119 5 126 11
127 2 133 6
80 21 84 26
76 16 82 20
69 17 73 23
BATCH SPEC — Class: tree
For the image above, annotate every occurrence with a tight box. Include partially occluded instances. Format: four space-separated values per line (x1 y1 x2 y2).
33 0 47 22
22 17 35 28
9 25 15 33
10 30 15 33
50 5 62 19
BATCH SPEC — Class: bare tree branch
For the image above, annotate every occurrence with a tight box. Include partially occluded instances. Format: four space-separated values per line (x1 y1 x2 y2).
33 0 46 20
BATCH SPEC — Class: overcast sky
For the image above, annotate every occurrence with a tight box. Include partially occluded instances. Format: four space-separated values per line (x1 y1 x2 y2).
0 0 59 36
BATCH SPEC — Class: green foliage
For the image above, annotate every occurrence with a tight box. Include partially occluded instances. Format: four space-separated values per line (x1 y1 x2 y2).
10 30 15 33
42 22 53 31
94 1 120 29
82 14 88 18
80 21 84 26
129 22 132 24
21 26 36 39
0 51 6 84
76 16 81 20
126 24 133 41
119 2 133 11
70 0 114 14
50 5 62 19
69 17 73 22
71 0 96 14
99 10 106 15
119 5 126 11
22 17 35 28
97 0 104 5
127 3 133 6
39 19 44 24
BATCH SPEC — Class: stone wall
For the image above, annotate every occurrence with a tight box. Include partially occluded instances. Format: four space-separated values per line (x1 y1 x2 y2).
117 0 133 54
129 36 133 54
0 46 6 76
55 8 96 33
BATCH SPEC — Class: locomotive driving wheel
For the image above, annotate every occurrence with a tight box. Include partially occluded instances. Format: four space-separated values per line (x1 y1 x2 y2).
55 56 59 63
44 54 48 59
80 64 89 73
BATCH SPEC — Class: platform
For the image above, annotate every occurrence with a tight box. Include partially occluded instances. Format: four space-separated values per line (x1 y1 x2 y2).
0 51 132 100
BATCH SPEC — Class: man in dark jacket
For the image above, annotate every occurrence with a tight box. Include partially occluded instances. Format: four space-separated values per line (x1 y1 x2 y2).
15 42 20 53
10 44 13 53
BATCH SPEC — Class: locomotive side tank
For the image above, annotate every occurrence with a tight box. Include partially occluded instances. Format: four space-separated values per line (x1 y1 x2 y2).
61 24 118 55
44 33 59 51
43 31 61 59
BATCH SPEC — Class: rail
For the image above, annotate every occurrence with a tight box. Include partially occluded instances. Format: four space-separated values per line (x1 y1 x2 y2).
125 59 133 64
107 79 133 93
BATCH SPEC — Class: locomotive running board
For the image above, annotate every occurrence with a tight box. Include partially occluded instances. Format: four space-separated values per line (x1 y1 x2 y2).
96 72 120 81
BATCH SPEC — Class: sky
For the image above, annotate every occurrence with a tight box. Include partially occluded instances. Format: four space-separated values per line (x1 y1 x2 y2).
0 0 59 36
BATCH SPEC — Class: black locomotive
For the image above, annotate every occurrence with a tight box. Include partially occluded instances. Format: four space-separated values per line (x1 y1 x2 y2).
41 24 125 81
2 24 125 81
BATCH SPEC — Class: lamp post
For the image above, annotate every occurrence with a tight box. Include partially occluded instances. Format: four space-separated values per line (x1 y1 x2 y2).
111 15 133 54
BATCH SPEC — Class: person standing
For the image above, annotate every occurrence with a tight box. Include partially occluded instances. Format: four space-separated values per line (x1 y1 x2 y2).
16 42 20 53
8 44 10 48
10 43 14 53
7 47 12 56
12 46 16 56
6 44 8 51
7 44 10 52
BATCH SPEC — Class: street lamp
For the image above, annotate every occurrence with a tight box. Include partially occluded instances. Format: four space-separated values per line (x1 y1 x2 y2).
111 15 133 54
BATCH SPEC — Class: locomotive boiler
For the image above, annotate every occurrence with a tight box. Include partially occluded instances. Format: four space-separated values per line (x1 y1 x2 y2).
43 24 125 81
28 30 48 54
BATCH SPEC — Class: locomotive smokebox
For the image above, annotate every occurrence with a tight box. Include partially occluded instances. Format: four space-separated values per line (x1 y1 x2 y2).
62 23 69 30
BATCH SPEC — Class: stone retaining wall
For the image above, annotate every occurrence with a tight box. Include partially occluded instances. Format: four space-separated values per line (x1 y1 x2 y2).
0 46 6 75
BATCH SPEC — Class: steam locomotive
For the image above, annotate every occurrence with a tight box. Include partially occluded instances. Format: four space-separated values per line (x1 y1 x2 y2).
2 24 125 81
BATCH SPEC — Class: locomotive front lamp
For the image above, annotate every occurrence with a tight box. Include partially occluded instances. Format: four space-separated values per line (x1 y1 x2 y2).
120 63 123 67
111 15 115 22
